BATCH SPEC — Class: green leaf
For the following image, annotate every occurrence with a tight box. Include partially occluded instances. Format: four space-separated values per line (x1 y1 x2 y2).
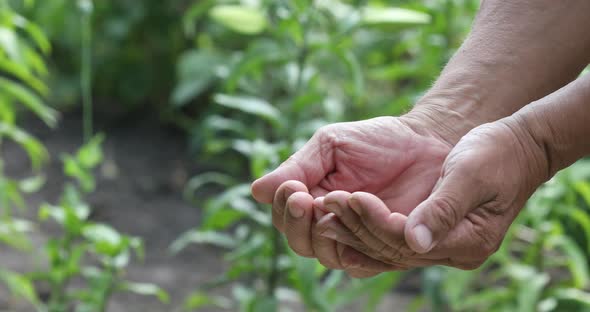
170 230 236 254
18 174 46 193
82 223 124 256
184 291 231 310
0 269 39 305
553 288 590 306
183 0 216 36
0 77 57 127
0 122 47 170
119 282 169 303
546 235 589 288
77 133 104 169
214 94 282 126
183 172 235 202
0 27 20 60
209 5 267 35
0 56 48 94
171 50 221 107
361 7 431 28
334 49 364 102
0 218 33 251
12 14 51 54
63 154 95 192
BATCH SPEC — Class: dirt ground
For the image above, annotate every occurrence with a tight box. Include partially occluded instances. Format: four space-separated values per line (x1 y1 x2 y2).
0 113 422 312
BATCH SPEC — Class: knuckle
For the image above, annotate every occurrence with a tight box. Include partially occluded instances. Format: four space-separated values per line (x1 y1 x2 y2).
382 245 404 262
468 214 502 259
288 240 314 258
430 196 460 231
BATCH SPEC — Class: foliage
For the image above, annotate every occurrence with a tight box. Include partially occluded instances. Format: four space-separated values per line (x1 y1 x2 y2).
32 137 168 312
3 0 590 311
0 2 167 310
17 0 185 110
171 0 477 311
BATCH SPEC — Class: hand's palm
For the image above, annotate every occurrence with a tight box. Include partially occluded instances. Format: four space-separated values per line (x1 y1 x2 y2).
309 117 450 215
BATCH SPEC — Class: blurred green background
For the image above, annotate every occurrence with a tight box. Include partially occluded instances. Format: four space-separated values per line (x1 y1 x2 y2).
1 0 590 311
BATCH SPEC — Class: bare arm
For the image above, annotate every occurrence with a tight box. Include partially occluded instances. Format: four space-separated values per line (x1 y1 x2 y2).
409 0 590 145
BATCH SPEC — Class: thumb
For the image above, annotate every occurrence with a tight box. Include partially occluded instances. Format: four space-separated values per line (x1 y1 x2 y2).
251 129 334 203
404 167 488 254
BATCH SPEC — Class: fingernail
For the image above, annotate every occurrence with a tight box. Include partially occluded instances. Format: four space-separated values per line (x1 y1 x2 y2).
412 224 433 251
325 202 342 217
288 203 304 218
320 228 338 240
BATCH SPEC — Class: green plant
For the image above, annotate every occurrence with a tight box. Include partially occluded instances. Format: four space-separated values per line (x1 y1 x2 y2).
31 135 169 312
22 0 185 110
172 1 446 310
0 0 55 304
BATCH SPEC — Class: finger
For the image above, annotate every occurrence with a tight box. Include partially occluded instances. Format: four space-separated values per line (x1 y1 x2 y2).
272 181 308 232
348 192 416 259
285 192 315 257
337 244 402 273
251 130 335 203
316 214 366 252
312 198 344 269
310 185 329 198
405 166 490 254
346 270 380 279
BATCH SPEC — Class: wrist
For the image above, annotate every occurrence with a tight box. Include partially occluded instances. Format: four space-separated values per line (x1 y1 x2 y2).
402 89 484 147
498 114 552 186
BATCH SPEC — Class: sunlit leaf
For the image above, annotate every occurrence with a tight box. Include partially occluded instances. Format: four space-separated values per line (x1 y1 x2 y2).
0 77 57 127
11 14 51 54
214 94 282 126
209 5 267 35
77 133 104 169
18 174 46 193
0 27 20 61
118 282 169 303
361 7 431 28
0 56 48 94
0 270 39 305
170 230 236 254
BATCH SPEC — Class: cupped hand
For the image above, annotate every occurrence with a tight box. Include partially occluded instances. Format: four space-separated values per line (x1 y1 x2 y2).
251 115 452 276
327 118 550 271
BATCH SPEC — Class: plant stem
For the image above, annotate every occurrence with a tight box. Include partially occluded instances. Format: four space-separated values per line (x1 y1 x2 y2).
80 0 93 142
268 227 281 296
98 265 117 312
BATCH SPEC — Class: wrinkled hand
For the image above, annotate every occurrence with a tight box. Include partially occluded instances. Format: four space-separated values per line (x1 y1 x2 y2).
251 116 452 277
327 119 549 271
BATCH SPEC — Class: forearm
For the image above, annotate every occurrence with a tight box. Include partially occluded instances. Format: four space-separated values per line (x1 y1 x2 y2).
513 73 590 180
408 0 590 145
